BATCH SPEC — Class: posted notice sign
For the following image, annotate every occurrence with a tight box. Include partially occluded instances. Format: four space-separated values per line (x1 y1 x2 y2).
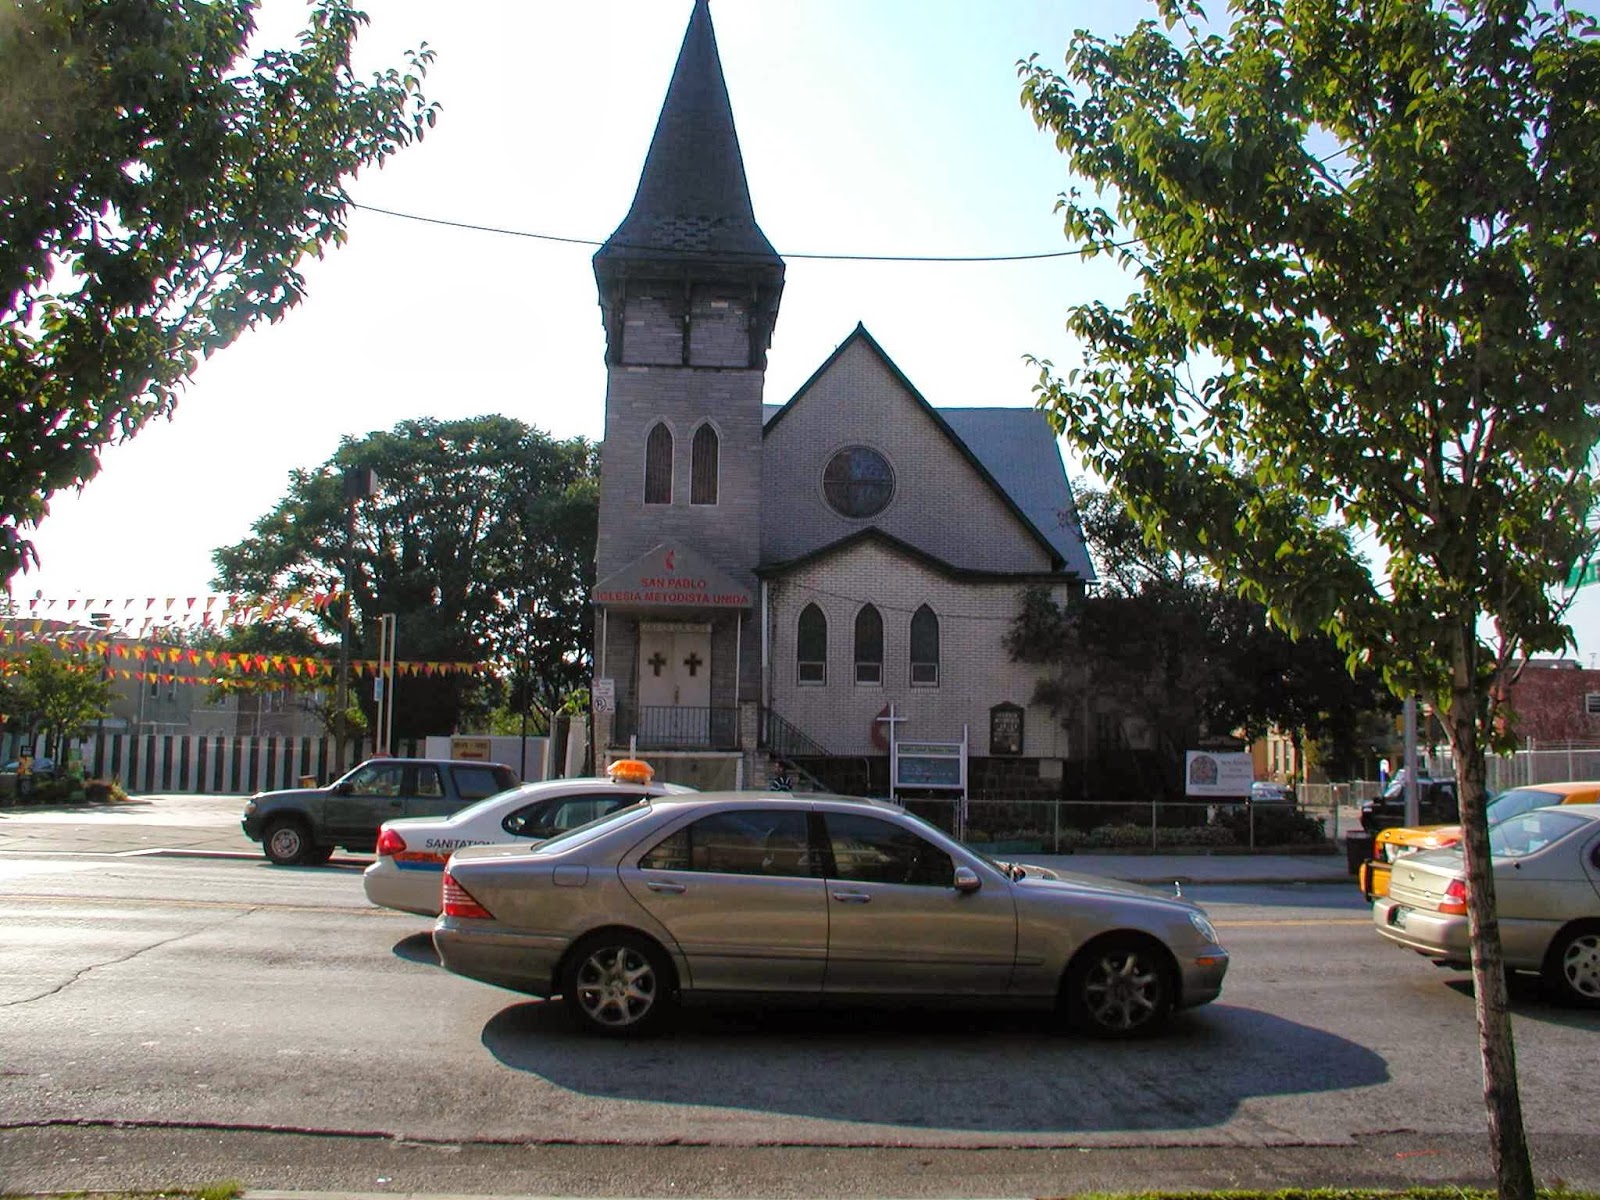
1184 751 1254 797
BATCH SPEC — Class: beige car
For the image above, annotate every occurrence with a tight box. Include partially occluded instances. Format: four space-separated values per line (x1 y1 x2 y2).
433 792 1229 1038
1373 803 1600 1006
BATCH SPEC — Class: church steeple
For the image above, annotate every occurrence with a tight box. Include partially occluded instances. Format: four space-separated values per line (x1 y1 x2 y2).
595 0 783 367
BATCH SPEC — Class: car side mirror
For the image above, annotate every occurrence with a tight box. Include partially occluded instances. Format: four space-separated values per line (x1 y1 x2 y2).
331 781 353 795
953 866 982 894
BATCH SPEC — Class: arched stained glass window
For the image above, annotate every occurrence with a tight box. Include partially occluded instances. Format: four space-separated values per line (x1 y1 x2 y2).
910 604 939 686
854 604 883 684
691 423 719 505
644 422 673 505
798 604 827 685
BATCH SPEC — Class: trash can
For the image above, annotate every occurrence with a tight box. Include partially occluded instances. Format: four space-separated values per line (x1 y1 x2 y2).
1344 831 1374 876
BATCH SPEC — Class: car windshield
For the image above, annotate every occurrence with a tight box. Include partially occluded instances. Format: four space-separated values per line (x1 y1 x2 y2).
1488 808 1591 859
1485 787 1564 826
527 800 653 855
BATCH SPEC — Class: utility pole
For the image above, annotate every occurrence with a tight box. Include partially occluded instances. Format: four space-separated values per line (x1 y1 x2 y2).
335 466 378 774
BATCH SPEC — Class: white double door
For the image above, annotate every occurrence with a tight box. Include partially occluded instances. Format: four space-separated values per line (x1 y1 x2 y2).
638 625 712 743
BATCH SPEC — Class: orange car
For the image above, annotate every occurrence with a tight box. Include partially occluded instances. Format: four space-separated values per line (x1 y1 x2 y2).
1358 780 1600 900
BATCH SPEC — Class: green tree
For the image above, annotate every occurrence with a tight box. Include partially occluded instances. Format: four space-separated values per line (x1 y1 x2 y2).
10 644 113 759
1021 2 1600 1194
1012 486 1395 791
212 415 599 740
0 0 436 583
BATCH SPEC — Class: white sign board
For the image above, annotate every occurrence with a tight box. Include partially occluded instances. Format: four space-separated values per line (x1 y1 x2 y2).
592 678 616 714
1184 751 1255 797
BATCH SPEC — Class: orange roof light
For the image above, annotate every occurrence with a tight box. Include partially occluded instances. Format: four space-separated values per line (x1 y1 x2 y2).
607 758 655 785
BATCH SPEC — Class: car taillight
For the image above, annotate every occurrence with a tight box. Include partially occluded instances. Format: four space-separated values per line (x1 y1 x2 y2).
1439 878 1468 915
442 869 493 920
375 827 407 857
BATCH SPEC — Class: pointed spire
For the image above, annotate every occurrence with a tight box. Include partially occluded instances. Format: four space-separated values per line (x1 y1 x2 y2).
595 0 781 267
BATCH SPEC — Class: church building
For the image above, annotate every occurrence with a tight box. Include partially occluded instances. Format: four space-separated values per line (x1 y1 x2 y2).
589 0 1094 808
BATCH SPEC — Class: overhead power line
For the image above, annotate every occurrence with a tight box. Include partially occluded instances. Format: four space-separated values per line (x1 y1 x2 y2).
350 201 1118 263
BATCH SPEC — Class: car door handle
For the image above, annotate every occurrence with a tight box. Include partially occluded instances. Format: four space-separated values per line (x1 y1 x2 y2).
389 799 403 807
645 880 687 894
830 890 871 904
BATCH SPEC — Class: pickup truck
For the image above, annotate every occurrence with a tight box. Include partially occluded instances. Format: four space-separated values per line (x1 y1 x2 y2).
241 757 520 865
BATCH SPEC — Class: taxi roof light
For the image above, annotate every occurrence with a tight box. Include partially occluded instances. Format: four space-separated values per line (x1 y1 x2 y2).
607 758 655 785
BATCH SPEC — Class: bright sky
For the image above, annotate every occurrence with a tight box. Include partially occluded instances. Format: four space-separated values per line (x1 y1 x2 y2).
14 0 1600 662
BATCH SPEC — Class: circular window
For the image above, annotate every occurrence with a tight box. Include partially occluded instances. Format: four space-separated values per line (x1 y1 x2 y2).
823 447 894 518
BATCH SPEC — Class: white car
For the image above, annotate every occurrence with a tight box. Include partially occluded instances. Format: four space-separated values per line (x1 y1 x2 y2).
362 761 692 916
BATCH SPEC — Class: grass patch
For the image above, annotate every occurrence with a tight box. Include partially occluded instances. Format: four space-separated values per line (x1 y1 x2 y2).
4 1184 242 1200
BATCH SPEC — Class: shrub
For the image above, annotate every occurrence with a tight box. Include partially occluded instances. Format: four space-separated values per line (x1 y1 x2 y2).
1214 805 1327 846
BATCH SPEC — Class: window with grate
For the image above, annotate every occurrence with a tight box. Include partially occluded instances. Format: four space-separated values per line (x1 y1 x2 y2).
910 604 939 686
690 423 719 505
854 604 883 684
798 603 827 685
1586 693 1600 716
644 422 673 504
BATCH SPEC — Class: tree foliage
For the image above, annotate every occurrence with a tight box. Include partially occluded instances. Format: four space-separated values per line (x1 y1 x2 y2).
3 645 113 754
1009 486 1395 793
1021 2 1600 1194
0 0 437 582
211 415 598 740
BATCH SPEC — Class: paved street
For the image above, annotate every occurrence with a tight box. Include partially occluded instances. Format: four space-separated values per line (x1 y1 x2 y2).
1 795 1597 1197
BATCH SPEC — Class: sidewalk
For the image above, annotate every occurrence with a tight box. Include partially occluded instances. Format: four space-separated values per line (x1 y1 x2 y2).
0 792 1354 885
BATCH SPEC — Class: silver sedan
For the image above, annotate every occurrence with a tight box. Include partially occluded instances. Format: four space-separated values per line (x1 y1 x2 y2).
433 793 1229 1038
1374 802 1600 1005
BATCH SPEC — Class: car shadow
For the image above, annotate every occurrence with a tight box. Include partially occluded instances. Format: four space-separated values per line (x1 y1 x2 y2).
479 1000 1386 1133
1442 975 1600 1030
392 931 440 966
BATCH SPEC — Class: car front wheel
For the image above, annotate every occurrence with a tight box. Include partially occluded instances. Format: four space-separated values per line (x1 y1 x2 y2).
262 818 314 866
1543 924 1600 1007
1063 936 1175 1038
561 932 675 1037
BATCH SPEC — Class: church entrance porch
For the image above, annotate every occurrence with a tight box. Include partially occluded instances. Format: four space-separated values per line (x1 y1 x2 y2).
593 542 755 755
636 623 714 745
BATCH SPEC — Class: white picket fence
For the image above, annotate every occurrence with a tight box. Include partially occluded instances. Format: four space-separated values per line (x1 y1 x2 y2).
53 733 418 795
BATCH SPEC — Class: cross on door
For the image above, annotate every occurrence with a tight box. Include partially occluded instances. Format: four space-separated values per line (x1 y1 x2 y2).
647 651 668 676
682 651 703 677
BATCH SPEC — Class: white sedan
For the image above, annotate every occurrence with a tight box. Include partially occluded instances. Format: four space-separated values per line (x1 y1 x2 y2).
362 762 692 916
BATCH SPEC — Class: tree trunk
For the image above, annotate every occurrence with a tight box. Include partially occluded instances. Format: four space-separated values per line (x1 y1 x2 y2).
1444 636 1536 1200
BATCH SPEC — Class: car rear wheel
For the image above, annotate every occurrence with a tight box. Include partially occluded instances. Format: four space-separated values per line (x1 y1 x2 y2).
1542 924 1600 1007
561 932 675 1037
1063 936 1175 1038
262 818 314 866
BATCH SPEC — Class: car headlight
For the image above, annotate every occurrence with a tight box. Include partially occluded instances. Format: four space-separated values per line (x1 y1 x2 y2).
243 800 257 816
1189 911 1219 944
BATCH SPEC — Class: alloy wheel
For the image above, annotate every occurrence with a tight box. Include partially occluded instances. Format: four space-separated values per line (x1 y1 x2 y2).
574 944 658 1028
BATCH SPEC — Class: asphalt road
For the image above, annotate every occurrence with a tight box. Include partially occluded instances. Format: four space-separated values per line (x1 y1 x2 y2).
1 806 1598 1197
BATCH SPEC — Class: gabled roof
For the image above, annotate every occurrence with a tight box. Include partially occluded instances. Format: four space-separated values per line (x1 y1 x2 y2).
754 526 1074 584
763 324 1095 581
595 0 781 269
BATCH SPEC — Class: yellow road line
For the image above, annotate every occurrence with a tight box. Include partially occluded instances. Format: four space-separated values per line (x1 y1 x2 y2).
2 892 410 917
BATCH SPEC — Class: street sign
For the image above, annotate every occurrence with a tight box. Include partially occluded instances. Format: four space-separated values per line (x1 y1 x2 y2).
1568 560 1600 590
592 678 616 714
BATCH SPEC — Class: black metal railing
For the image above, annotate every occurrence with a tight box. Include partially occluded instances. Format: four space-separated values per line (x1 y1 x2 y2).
758 707 831 759
614 704 740 750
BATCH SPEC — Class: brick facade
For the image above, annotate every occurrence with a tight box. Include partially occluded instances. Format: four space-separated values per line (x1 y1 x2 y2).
766 537 1075 758
763 337 1057 573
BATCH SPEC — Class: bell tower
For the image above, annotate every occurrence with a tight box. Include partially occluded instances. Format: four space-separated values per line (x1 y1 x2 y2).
591 0 783 752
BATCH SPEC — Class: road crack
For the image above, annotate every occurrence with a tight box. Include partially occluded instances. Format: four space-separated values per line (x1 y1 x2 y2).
0 905 262 1008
